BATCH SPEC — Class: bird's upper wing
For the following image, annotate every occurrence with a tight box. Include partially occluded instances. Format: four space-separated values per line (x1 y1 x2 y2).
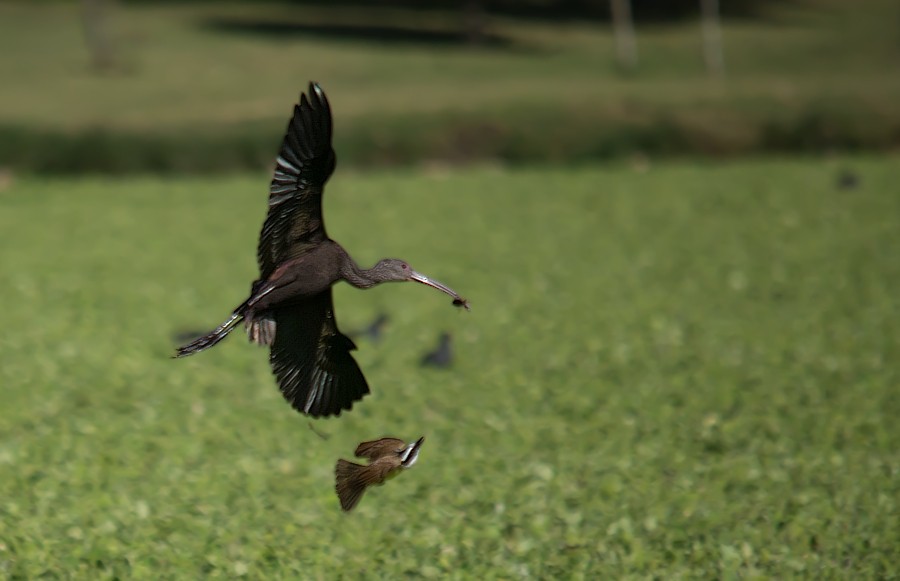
257 82 336 280
269 290 369 418
354 438 406 461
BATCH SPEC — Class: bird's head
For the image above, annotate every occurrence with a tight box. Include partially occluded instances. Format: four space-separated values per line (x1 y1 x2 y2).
372 258 416 282
399 436 425 468
372 259 469 310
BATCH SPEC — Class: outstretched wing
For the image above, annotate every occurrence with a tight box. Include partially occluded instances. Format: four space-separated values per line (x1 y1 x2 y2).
269 289 369 418
354 438 406 461
257 82 336 280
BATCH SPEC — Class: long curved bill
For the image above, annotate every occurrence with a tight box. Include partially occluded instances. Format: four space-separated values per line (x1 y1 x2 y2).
400 436 425 468
410 271 470 310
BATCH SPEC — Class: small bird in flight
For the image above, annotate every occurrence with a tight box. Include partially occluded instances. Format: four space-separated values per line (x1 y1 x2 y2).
335 436 425 511
174 83 468 418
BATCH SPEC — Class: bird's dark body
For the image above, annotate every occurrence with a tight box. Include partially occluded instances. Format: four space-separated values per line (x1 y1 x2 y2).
249 241 346 311
174 82 468 418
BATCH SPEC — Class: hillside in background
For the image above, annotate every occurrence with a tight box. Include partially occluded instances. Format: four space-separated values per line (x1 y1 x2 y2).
0 0 898 172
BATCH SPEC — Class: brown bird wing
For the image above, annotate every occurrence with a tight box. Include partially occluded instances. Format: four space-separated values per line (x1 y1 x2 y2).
257 82 336 280
335 458 398 511
335 459 367 511
354 438 406 461
269 290 369 417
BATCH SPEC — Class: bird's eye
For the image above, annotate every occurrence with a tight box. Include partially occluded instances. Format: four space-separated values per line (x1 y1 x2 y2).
402 264 408 270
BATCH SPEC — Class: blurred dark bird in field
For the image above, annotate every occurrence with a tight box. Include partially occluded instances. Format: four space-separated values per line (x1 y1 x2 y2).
174 83 469 418
349 312 390 343
335 436 424 511
836 169 860 191
420 332 453 368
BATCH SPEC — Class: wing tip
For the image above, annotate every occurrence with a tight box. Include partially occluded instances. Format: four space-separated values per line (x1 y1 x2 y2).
309 387 370 419
275 81 334 170
279 374 370 419
301 81 329 113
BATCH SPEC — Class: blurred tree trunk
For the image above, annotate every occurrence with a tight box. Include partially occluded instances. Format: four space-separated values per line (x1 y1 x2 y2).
700 0 725 76
609 0 637 71
463 0 487 46
81 0 116 71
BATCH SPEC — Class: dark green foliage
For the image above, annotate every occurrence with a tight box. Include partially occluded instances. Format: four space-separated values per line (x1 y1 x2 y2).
0 125 280 175
2 103 897 174
1 1 898 174
118 0 784 21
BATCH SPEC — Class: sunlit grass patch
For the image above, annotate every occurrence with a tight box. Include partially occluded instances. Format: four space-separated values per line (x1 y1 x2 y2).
0 156 898 577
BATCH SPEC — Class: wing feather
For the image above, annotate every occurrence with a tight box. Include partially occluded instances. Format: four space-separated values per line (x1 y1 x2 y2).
269 290 369 418
257 82 337 280
354 438 406 461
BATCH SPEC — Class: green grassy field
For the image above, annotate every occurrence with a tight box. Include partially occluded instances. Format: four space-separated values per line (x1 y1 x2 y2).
1 156 898 578
1 0 899 171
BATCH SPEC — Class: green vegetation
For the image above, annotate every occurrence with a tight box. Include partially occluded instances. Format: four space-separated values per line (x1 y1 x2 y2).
1 1 899 172
1 157 898 577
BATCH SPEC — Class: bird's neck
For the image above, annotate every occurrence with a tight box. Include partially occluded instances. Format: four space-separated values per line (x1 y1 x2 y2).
340 256 378 289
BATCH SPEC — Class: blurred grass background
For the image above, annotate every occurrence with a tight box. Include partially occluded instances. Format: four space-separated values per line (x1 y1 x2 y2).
1 0 899 172
1 159 898 577
2 0 899 578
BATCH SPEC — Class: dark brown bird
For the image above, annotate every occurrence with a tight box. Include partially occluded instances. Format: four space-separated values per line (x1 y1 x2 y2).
174 83 468 417
420 332 453 368
335 436 424 511
349 312 390 343
836 169 860 191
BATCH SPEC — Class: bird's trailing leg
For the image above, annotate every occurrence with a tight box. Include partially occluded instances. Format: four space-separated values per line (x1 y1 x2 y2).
174 282 279 357
173 312 243 357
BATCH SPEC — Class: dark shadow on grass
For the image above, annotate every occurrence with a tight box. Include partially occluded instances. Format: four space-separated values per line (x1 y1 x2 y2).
186 1 790 24
201 17 525 51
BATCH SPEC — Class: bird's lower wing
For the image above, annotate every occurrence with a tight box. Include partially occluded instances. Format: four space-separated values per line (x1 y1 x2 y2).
269 290 369 417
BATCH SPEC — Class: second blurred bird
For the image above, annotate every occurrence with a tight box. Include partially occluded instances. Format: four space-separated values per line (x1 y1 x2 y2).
349 312 390 343
335 436 424 511
420 332 453 368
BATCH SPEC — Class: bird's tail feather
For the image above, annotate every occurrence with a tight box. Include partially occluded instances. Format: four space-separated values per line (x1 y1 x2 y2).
335 459 369 511
174 312 243 357
246 314 276 346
